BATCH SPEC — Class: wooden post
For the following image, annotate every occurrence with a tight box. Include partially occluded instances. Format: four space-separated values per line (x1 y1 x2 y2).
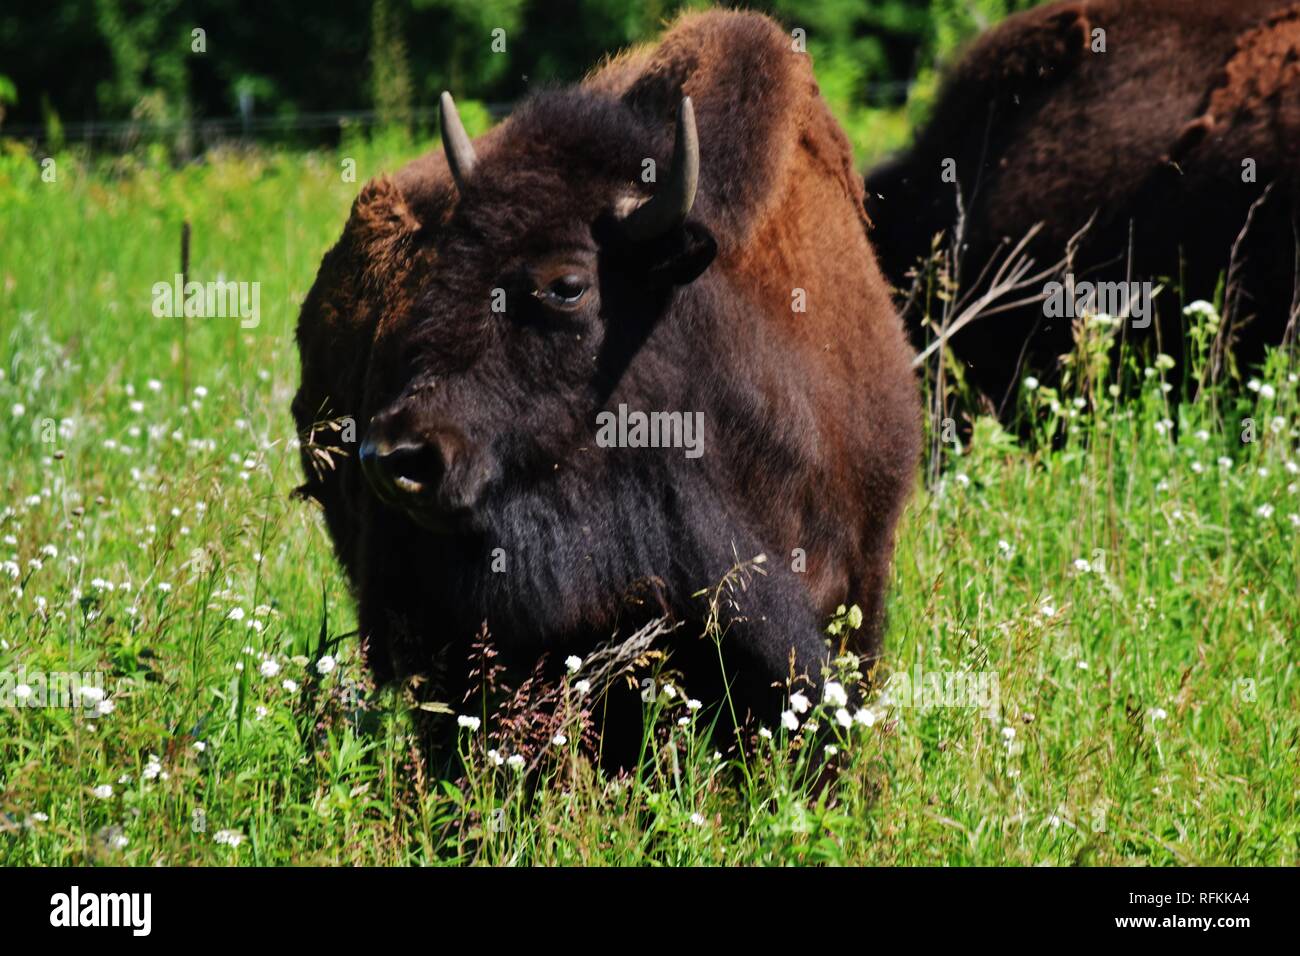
180 220 190 397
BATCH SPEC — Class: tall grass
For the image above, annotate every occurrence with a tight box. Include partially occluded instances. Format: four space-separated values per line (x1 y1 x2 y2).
0 142 1296 865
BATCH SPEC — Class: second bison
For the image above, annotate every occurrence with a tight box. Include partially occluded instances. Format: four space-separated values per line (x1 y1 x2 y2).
867 0 1300 412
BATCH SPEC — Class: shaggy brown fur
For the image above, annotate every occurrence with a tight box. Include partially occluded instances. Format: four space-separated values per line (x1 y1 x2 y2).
866 0 1300 412
293 11 920 763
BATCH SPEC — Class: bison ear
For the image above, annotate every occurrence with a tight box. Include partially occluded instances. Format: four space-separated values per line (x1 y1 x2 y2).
597 211 717 286
668 220 717 284
642 219 717 286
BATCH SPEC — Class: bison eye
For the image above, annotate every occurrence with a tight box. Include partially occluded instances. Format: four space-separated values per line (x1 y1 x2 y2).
535 274 588 309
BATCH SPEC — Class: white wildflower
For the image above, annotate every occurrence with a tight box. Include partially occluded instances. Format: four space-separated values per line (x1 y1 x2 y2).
822 681 848 708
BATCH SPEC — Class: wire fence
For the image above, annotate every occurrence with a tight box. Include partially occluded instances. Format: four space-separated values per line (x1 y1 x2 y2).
0 81 914 151
0 106 508 151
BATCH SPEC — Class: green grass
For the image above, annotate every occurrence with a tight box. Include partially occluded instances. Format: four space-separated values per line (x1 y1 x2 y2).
1 140 1297 865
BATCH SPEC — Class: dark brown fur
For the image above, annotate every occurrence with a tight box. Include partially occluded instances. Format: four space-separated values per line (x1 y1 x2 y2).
293 11 920 762
866 0 1300 411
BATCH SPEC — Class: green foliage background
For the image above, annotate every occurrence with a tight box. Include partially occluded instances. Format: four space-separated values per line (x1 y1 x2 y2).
0 0 1042 163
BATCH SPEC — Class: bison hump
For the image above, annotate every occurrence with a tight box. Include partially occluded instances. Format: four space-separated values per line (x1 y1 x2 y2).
1173 3 1300 182
589 10 855 252
940 2 1092 108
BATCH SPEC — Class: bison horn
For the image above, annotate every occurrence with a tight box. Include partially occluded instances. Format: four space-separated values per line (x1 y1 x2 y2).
620 97 699 241
439 91 477 190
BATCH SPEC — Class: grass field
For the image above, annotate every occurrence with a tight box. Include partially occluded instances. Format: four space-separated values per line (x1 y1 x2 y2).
1 139 1297 866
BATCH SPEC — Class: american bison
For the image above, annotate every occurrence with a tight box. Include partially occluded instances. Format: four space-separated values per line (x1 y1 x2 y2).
866 0 1300 413
292 11 920 762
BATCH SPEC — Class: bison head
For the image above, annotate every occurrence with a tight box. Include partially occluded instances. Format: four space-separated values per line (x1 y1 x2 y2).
357 91 717 535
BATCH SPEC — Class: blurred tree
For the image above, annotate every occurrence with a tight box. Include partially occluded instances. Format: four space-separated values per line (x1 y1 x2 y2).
92 0 187 120
0 75 17 128
928 0 1040 60
0 0 1047 152
411 0 528 99
371 0 414 136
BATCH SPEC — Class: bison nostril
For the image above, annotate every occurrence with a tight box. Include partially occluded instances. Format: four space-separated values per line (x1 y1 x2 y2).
360 424 479 523
374 442 447 495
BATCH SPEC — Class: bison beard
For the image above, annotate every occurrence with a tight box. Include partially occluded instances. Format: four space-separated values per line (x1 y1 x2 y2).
293 11 920 769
